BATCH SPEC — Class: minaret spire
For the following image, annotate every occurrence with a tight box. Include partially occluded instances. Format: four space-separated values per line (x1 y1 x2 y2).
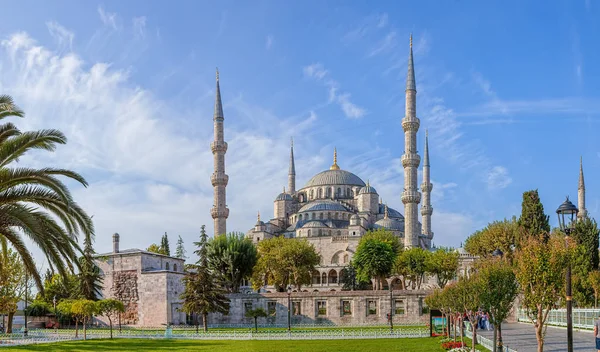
210 68 229 236
330 147 340 170
288 137 296 194
401 35 422 248
578 156 587 220
421 129 433 245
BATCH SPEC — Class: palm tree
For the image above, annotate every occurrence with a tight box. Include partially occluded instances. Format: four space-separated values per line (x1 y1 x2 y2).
0 95 94 290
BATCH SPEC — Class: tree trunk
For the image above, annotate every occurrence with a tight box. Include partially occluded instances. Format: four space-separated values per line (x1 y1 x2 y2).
108 317 113 339
493 325 497 352
83 318 87 340
471 322 478 352
75 320 79 338
254 317 258 332
202 313 208 332
595 292 598 309
498 324 503 350
7 312 14 333
195 314 199 333
535 322 544 352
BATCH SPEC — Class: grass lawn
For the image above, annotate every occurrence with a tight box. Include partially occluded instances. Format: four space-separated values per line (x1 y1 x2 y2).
0 337 488 351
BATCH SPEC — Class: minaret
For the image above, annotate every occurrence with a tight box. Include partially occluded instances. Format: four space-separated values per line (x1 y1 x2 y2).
578 156 588 220
210 69 229 236
401 34 422 248
288 138 296 194
421 130 433 243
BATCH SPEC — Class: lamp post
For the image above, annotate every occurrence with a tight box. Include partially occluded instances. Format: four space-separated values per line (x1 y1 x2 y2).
492 249 504 352
287 286 292 332
23 270 28 337
389 287 394 333
556 196 578 352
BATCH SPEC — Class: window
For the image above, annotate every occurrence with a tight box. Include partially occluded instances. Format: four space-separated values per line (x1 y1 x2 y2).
317 189 322 198
292 301 301 315
310 190 314 199
343 254 349 263
244 302 253 314
319 213 323 220
299 214 302 221
267 301 276 316
308 230 311 237
334 213 338 219
173 264 177 272
421 298 430 315
318 229 322 236
317 301 327 316
165 262 170 270
367 300 377 315
395 299 405 315
327 212 331 219
337 188 341 197
341 300 352 316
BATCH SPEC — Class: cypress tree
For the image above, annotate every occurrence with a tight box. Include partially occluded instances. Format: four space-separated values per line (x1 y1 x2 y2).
160 232 171 256
175 235 187 260
517 189 550 240
573 217 600 271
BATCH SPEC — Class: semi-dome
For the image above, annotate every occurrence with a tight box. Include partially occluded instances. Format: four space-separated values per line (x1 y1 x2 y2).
298 200 349 213
374 218 404 231
303 169 366 188
378 204 404 219
275 192 293 201
302 220 327 228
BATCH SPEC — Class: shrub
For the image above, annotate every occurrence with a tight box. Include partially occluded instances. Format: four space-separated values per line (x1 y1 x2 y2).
441 341 466 350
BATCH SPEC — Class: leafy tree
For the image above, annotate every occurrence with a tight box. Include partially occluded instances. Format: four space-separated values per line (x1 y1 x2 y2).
78 234 102 300
477 258 518 352
146 243 165 255
181 225 230 332
517 190 550 242
160 232 171 256
58 299 98 339
571 244 595 307
426 247 459 288
25 300 51 317
207 232 257 293
97 299 125 339
395 247 431 290
453 276 484 352
0 236 26 333
0 95 94 291
245 307 268 332
464 218 520 263
361 228 402 254
351 237 395 290
37 273 81 303
572 217 600 270
339 261 370 291
251 236 320 291
175 235 187 260
515 232 568 352
589 270 600 309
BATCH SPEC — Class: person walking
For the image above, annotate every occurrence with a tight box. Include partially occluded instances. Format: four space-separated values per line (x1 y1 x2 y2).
595 314 600 352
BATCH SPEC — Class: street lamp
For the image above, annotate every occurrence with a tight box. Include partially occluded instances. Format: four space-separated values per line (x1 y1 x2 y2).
556 196 578 352
491 249 503 258
491 248 504 352
23 270 28 337
389 287 394 333
287 286 292 332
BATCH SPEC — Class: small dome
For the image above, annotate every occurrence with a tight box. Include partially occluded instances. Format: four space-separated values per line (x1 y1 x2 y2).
256 219 265 226
302 220 327 228
378 204 404 220
275 192 293 201
299 200 349 213
374 218 404 231
359 184 377 194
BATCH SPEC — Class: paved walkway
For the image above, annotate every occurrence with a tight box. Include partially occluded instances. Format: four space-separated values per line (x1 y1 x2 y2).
476 323 595 352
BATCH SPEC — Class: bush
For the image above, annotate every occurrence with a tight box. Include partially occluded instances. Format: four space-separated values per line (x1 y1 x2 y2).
441 341 466 350
25 300 51 316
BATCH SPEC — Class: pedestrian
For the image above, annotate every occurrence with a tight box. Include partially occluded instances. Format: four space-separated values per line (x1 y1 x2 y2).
595 314 600 352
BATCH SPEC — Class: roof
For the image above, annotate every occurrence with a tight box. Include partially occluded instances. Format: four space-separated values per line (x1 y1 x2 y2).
302 220 327 228
359 184 377 194
275 192 293 201
94 249 185 261
378 204 404 219
298 200 349 213
374 218 404 231
303 169 365 188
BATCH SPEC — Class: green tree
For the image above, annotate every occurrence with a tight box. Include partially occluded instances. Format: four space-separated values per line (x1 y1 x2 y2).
351 237 395 290
339 261 370 291
146 243 166 255
572 217 600 269
181 225 230 332
0 95 94 290
477 258 519 352
517 190 550 242
361 228 402 254
175 235 187 260
245 307 268 332
589 270 600 309
37 273 81 303
160 232 171 256
464 218 520 263
453 276 484 352
515 233 568 352
395 247 431 290
251 236 320 291
207 232 257 293
78 234 102 300
57 299 98 339
0 236 26 333
24 300 51 317
426 247 459 288
97 299 125 339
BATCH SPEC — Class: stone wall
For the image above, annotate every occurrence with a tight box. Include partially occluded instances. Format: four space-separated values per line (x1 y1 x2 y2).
111 270 139 325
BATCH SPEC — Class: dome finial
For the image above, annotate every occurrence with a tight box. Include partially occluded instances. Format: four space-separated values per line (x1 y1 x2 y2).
330 147 340 170
216 67 219 81
283 186 286 194
384 203 389 219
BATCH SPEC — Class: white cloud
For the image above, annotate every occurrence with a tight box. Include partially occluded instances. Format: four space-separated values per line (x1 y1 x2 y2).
367 31 396 58
266 35 273 50
46 21 74 51
337 93 366 119
343 13 389 43
98 6 118 30
133 16 147 39
486 166 512 190
303 63 328 80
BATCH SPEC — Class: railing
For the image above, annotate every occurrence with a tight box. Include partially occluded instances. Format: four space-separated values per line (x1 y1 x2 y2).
463 327 518 352
517 308 600 330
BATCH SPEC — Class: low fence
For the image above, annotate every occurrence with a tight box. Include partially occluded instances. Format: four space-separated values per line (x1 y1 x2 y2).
517 308 599 330
0 325 430 347
463 323 518 352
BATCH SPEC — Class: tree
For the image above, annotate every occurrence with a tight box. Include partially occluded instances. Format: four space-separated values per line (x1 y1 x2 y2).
453 276 484 352
98 299 125 339
0 236 26 333
361 228 402 254
25 300 51 317
517 190 550 242
589 270 600 309
251 236 320 291
464 218 520 263
572 217 600 270
353 236 396 290
245 308 268 332
426 247 459 288
37 272 81 304
57 299 98 339
146 243 166 255
339 261 370 291
161 232 171 256
395 247 431 290
78 234 102 300
0 95 95 291
207 232 257 293
515 233 568 352
477 259 518 352
181 225 230 332
175 235 187 260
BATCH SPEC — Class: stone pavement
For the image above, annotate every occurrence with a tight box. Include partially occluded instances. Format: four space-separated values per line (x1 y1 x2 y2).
476 323 595 352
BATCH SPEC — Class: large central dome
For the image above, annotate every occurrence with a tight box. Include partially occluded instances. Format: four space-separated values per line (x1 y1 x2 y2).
303 169 366 188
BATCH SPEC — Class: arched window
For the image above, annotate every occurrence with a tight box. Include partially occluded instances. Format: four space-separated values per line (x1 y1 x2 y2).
174 264 178 272
319 213 323 220
353 231 356 236
165 262 170 270
308 230 311 237
317 189 322 198
312 213 316 220
299 214 303 221
337 230 341 236
325 188 331 198
310 189 314 199
334 213 338 220
347 188 351 197
337 188 341 197
321 272 327 284
327 212 331 219
343 254 349 263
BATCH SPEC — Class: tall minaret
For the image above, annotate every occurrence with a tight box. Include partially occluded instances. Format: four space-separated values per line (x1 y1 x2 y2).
210 69 229 236
578 156 588 220
421 130 433 244
401 34 422 248
288 138 296 194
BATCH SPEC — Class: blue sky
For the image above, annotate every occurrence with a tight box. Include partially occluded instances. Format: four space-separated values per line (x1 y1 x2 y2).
1 0 599 262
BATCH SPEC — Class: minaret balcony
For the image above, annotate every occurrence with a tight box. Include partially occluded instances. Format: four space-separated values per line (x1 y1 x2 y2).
401 117 420 132
401 154 421 168
211 207 230 219
421 205 433 215
211 140 228 154
401 190 421 204
211 173 229 186
421 182 433 192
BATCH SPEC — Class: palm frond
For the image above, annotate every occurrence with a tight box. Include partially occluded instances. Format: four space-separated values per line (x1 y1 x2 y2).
0 129 67 168
0 95 25 119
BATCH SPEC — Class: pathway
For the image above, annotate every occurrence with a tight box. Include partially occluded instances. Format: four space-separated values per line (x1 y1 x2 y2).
476 323 595 352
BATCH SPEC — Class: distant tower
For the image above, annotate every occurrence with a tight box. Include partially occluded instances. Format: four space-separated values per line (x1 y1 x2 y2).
578 156 588 220
288 138 296 194
210 69 229 236
112 232 120 253
401 34 422 248
421 130 433 245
